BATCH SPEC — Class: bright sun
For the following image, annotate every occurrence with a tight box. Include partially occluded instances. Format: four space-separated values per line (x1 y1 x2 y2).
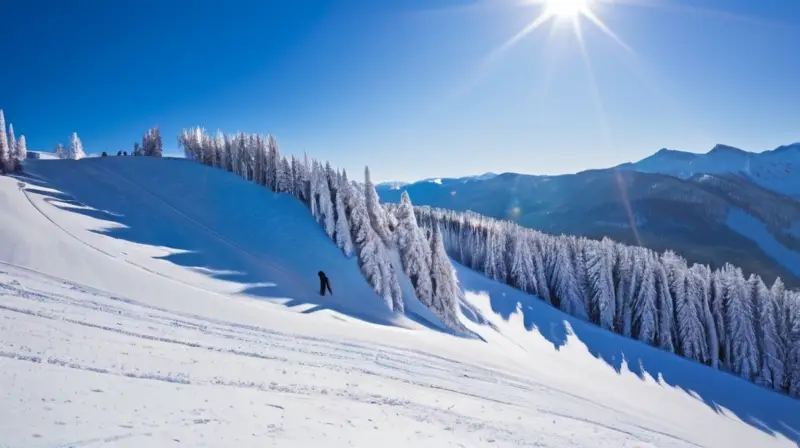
544 0 594 19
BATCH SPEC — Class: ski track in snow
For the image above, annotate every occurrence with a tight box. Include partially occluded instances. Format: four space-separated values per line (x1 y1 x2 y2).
0 264 686 448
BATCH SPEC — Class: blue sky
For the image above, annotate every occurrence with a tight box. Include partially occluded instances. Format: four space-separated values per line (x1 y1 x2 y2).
2 0 798 181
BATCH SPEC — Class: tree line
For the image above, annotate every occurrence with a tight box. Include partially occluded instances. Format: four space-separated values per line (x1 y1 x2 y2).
409 205 800 397
0 109 28 173
177 127 464 332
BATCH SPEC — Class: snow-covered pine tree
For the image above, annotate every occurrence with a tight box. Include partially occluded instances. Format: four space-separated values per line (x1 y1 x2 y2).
250 135 260 181
529 232 551 304
691 263 718 367
317 163 336 239
55 143 64 159
785 291 800 396
349 188 394 309
429 223 462 330
383 257 404 314
724 265 758 380
653 255 676 353
395 191 434 305
680 265 710 362
750 274 782 389
325 162 337 202
14 135 27 171
509 227 537 294
0 110 8 172
363 166 393 246
632 248 658 345
663 251 692 356
772 278 792 390
334 182 354 257
711 268 730 370
614 245 637 338
485 225 509 284
277 157 292 193
67 132 85 160
291 155 308 202
7 124 17 168
216 130 228 171
265 135 280 191
585 238 616 331
143 127 163 157
550 238 588 320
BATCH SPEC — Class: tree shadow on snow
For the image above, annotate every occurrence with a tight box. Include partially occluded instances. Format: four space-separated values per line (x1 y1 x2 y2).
453 262 800 444
14 161 403 329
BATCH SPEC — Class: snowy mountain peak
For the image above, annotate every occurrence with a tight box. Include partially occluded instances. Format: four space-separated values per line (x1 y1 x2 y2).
621 141 800 199
709 143 748 156
653 147 695 160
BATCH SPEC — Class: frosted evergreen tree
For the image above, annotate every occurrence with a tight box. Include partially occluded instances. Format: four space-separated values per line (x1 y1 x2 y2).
429 223 462 330
724 265 758 380
325 161 337 201
314 161 336 237
485 227 509 284
363 166 393 246
318 163 336 236
216 130 228 171
341 169 357 217
143 127 163 157
55 143 64 159
786 292 800 396
750 274 782 389
570 238 592 320
14 135 27 170
67 132 85 160
349 191 388 305
277 157 293 193
529 233 551 304
711 269 730 370
395 191 434 305
653 256 676 353
509 227 537 294
772 278 791 389
291 155 309 201
382 257 405 314
691 264 719 367
550 238 587 320
266 135 280 191
585 238 616 331
7 124 16 167
334 184 354 257
680 266 710 362
0 110 8 171
352 189 402 312
632 249 658 345
614 245 637 338
663 251 690 355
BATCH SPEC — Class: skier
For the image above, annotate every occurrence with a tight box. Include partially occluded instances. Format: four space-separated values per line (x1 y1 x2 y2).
318 271 333 296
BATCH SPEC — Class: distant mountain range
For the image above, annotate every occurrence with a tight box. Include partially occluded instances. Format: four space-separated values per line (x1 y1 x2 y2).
377 172 499 190
618 143 800 199
378 143 800 287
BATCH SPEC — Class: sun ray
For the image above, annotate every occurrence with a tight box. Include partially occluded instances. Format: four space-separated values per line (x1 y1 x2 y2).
608 0 778 27
582 9 633 53
492 12 553 59
573 17 643 246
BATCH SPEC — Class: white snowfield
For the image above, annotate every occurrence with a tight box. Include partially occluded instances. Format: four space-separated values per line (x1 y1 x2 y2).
1 158 798 447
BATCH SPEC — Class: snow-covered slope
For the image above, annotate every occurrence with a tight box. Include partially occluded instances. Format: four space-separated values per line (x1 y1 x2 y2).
619 143 800 199
1 158 799 447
